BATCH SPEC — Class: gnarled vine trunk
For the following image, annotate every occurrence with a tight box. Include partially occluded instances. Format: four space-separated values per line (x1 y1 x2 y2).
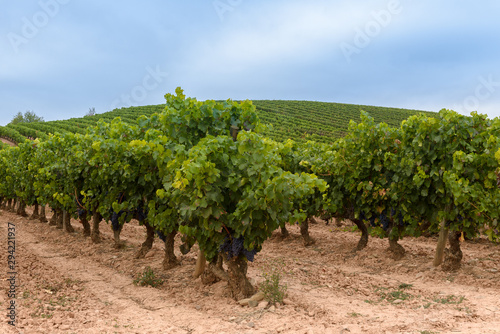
56 208 64 229
339 207 368 253
352 218 368 251
193 249 206 279
207 254 254 300
39 206 48 223
442 231 463 272
135 221 155 259
29 203 40 220
204 256 224 285
387 221 405 260
343 206 369 252
63 210 75 233
80 213 91 237
280 225 289 238
16 200 28 217
226 256 255 300
433 216 449 267
48 208 58 226
8 199 15 212
162 231 180 270
91 210 102 243
300 217 315 246
113 224 125 248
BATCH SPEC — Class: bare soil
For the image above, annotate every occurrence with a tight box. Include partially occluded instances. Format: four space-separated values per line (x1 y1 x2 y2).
1 207 500 334
0 138 17 147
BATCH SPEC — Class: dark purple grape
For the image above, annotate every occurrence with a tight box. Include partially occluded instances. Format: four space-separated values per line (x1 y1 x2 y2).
156 230 166 242
111 210 126 231
219 234 258 261
242 248 257 262
380 213 389 230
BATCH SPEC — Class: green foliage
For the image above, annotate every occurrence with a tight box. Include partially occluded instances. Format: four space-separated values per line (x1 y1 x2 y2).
160 87 263 147
0 125 27 144
0 146 19 200
260 259 287 305
151 89 327 262
298 112 399 232
72 118 165 224
276 139 330 229
393 110 500 240
433 294 465 305
10 110 44 124
1 87 499 279
398 283 413 290
5 97 435 145
133 267 163 288
7 123 49 141
253 100 434 143
348 312 362 317
166 131 326 261
375 286 412 303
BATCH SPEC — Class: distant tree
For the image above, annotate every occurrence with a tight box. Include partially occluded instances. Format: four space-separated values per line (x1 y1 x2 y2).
10 112 24 124
10 110 44 124
85 107 96 117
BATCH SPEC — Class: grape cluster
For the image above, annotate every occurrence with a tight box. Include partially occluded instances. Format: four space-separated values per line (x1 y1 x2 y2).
135 204 148 222
369 215 376 227
397 212 404 226
219 235 258 262
75 198 92 218
379 213 390 230
155 230 166 242
242 247 258 262
361 209 401 230
110 210 126 231
77 208 86 218
360 211 376 227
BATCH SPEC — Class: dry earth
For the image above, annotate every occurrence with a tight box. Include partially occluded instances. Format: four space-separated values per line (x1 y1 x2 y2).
1 206 500 334
0 138 17 147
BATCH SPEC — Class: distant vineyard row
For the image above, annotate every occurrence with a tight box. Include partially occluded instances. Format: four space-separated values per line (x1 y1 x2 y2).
0 100 436 145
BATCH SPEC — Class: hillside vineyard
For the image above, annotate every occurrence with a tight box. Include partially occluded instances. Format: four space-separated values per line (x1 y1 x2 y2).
1 88 500 299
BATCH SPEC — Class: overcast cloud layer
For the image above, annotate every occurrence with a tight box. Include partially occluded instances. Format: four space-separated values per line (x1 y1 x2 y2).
1 0 500 126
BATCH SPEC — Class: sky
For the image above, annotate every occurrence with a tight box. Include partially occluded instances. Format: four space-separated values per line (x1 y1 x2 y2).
1 0 500 126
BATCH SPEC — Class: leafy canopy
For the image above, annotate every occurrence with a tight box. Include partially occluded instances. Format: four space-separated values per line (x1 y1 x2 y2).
10 111 44 124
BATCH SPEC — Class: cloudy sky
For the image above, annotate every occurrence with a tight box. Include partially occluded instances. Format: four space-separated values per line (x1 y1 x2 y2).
1 0 500 126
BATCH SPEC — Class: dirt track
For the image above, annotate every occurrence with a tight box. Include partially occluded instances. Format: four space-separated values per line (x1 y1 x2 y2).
1 207 500 334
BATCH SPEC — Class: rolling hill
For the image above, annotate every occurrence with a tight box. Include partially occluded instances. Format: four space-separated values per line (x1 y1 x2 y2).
0 100 436 145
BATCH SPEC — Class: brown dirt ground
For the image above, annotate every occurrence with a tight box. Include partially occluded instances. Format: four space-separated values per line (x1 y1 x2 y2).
0 138 17 147
1 207 499 334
